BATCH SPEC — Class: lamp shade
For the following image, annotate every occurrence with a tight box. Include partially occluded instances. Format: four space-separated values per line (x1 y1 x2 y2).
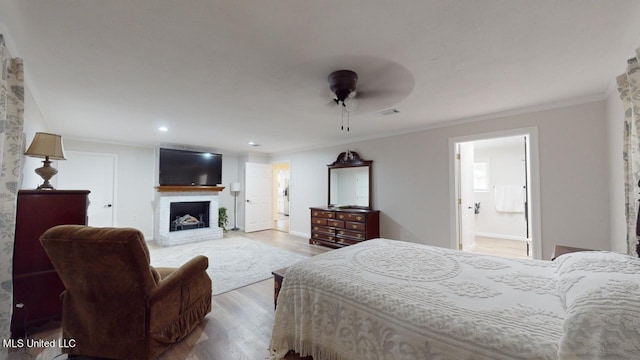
230 182 241 192
25 132 66 160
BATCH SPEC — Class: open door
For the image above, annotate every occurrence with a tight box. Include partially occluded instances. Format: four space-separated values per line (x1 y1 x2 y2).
245 162 273 232
457 143 475 250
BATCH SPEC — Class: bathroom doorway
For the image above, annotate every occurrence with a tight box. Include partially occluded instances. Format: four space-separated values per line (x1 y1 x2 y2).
272 162 290 233
451 128 541 259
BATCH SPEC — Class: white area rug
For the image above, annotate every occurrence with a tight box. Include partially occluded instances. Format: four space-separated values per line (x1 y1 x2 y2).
149 237 308 295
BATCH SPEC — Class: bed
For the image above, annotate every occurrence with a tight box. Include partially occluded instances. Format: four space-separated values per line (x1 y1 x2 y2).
269 238 640 360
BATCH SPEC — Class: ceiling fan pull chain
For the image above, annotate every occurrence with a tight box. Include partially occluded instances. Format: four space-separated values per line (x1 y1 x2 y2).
341 104 344 131
347 109 350 132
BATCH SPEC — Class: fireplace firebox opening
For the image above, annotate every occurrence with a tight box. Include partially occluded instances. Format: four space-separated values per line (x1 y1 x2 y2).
169 201 210 232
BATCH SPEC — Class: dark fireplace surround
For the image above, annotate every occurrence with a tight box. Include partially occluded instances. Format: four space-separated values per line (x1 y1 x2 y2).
169 201 210 232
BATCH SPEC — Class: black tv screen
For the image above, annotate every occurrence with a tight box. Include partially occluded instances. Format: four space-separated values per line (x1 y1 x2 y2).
159 148 222 186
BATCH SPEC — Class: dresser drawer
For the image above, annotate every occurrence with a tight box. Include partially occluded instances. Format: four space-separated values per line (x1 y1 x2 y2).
345 221 365 231
311 232 336 243
312 217 328 226
336 237 361 246
327 219 345 228
311 210 335 219
336 229 365 241
335 212 366 222
311 225 333 235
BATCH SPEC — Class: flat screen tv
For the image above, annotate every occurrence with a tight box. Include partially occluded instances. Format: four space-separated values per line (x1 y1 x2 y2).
159 148 222 186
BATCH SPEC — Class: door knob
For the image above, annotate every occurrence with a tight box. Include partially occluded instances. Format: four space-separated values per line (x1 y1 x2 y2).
105 204 112 208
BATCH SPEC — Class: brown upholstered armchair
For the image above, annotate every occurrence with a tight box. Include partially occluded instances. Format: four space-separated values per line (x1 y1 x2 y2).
40 225 212 360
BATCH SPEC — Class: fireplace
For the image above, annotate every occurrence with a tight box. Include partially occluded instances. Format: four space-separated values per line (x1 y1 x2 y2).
169 201 210 232
153 191 223 247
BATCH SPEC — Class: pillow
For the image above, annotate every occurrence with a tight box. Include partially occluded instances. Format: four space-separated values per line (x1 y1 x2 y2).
555 251 640 308
555 251 640 359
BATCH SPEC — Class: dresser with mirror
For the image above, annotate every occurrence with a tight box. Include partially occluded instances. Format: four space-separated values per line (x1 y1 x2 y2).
310 151 380 248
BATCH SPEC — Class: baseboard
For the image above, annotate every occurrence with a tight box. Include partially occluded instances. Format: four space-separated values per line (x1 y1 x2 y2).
475 232 529 242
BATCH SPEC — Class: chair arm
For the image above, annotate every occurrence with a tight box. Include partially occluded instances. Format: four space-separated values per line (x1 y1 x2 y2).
147 255 211 344
148 255 209 303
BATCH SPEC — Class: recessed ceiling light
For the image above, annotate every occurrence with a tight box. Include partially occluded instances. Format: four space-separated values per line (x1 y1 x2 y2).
248 141 260 147
158 126 169 132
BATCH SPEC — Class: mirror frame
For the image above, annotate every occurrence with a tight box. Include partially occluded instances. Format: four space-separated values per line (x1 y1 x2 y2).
328 151 373 209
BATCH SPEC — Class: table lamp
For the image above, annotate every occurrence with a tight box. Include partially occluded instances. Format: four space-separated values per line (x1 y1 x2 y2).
24 132 66 190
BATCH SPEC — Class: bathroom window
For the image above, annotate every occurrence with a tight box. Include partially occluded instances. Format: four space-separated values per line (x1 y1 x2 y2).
473 161 489 192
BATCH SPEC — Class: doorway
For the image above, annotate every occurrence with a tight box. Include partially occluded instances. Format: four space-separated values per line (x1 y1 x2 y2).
450 128 541 259
272 162 290 232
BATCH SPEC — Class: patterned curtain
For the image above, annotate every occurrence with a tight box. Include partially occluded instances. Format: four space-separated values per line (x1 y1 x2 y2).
0 34 25 339
617 48 640 256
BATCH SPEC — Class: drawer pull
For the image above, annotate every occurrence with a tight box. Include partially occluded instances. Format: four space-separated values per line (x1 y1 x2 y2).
357 234 362 238
316 220 322 224
356 216 363 221
328 236 334 241
352 225 358 229
339 215 344 219
313 212 318 216
313 226 318 231
339 230 344 235
313 233 318 238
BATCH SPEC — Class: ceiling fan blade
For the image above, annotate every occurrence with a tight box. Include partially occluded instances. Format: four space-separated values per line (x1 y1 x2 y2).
355 89 398 99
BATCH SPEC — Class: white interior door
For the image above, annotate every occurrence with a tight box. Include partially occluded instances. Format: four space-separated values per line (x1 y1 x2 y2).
245 162 272 232
56 151 116 227
458 142 475 250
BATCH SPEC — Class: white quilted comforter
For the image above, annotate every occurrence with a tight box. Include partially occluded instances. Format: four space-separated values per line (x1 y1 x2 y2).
269 239 640 360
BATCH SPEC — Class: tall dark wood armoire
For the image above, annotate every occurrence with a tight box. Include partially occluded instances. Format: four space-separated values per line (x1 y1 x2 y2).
10 189 90 338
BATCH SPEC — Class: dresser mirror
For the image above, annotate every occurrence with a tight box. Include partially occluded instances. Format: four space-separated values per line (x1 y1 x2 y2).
328 151 372 209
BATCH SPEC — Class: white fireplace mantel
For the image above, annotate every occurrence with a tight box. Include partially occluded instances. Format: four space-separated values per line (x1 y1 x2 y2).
153 190 224 246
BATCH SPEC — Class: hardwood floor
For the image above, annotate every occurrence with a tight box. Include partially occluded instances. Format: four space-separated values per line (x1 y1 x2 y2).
468 236 531 259
272 213 289 233
9 230 328 360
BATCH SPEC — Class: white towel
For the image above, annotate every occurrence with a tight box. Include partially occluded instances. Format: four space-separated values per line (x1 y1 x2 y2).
494 185 525 213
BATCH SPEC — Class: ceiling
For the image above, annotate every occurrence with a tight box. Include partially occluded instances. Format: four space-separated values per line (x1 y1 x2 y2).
1 1 639 154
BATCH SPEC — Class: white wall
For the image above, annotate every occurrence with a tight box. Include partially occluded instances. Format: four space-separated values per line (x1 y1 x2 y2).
606 89 627 252
273 100 609 259
21 84 50 189
473 139 527 240
218 153 240 230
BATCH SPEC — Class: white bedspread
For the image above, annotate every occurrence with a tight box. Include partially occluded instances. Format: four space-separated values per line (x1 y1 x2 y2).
270 238 565 360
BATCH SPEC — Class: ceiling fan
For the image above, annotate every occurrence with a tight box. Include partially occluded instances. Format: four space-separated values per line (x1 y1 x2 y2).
328 69 359 131
322 62 413 131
